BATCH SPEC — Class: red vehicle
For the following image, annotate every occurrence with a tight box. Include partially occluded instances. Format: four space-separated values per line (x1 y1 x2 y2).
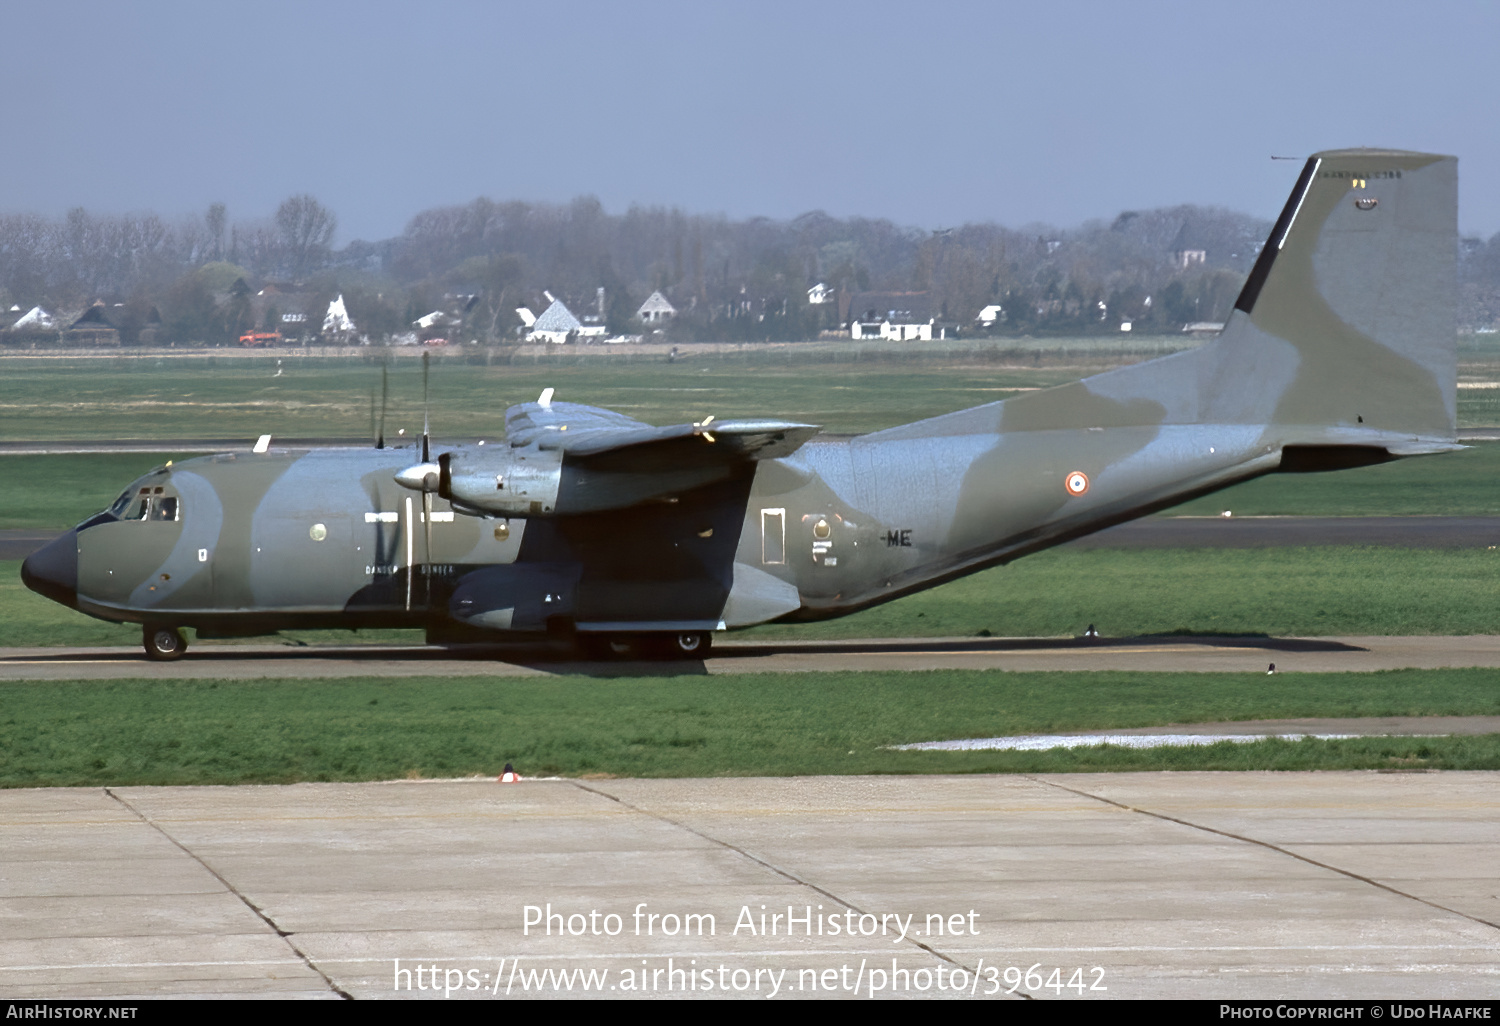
239 331 282 347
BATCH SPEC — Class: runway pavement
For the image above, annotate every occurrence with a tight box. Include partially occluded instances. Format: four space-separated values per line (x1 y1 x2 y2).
5 634 1500 680
3 772 1497 999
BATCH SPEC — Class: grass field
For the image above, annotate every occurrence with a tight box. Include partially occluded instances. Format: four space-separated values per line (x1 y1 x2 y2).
5 544 1498 649
3 338 1497 444
0 349 1097 442
2 669 1496 787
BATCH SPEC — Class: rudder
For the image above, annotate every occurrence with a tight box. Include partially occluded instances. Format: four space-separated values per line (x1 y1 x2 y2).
1208 148 1456 447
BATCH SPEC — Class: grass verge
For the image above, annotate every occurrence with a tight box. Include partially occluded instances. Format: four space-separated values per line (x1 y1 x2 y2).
3 669 1497 786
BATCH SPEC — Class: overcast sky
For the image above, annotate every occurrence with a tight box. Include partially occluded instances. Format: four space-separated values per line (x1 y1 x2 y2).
3 0 1497 242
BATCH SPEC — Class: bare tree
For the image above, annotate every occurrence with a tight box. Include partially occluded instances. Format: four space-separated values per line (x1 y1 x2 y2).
274 194 336 278
205 203 227 262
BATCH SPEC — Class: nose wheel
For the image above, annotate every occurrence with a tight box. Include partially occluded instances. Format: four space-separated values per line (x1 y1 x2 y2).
143 625 188 661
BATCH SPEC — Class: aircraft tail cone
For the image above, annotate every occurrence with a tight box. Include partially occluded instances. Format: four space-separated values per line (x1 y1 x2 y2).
498 763 522 783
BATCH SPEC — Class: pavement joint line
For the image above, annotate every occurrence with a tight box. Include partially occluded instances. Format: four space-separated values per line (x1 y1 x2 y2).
1023 775 1500 935
563 779 1017 994
102 786 353 1000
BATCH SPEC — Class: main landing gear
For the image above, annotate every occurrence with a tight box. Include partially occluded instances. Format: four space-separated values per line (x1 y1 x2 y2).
143 624 189 661
584 631 712 661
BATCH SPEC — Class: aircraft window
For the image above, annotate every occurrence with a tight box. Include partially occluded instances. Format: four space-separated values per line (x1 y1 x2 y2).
108 489 134 517
125 498 151 521
153 497 180 522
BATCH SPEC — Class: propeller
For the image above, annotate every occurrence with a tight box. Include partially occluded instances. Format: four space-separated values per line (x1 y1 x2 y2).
420 351 432 600
376 363 389 449
421 351 431 463
694 414 717 443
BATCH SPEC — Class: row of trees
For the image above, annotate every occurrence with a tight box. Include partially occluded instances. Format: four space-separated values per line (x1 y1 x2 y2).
6 190 1500 344
0 195 336 311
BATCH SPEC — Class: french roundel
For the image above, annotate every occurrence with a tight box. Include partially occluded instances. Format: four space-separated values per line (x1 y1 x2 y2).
1065 471 1090 496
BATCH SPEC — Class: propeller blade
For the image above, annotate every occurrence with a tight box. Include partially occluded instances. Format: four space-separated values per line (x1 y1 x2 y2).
421 351 431 463
422 490 433 590
369 388 377 447
377 363 389 450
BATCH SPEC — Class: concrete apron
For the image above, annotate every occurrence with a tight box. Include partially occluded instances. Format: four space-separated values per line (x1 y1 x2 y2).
2 772 1498 1000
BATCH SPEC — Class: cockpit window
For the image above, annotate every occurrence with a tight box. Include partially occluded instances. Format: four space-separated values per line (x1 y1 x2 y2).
103 483 180 523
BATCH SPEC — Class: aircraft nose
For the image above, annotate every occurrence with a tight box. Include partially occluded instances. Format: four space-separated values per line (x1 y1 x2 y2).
21 530 78 609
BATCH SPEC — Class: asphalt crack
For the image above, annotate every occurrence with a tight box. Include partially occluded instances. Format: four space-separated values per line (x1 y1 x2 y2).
104 787 353 999
568 779 1026 997
1025 775 1500 934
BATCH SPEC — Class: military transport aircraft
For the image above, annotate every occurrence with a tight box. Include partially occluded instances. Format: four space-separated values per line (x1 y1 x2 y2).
22 149 1459 660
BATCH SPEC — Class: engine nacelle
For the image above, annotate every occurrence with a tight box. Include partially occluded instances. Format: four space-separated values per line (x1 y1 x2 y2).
395 448 563 516
444 449 563 516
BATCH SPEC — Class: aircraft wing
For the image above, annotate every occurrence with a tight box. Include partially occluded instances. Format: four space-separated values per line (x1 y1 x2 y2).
504 397 651 443
504 395 818 468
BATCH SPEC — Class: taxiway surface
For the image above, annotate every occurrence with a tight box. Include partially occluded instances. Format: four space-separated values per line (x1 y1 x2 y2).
3 773 1497 999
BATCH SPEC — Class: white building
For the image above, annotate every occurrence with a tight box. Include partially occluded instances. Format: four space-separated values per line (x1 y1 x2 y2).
527 298 607 343
636 290 676 323
849 291 936 341
11 306 54 329
807 282 831 305
322 294 356 337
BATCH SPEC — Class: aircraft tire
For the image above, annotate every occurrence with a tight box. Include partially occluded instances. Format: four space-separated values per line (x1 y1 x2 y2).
143 625 188 662
661 631 711 659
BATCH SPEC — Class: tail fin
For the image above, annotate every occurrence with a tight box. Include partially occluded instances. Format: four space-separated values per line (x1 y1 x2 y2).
867 148 1456 457
1205 148 1457 448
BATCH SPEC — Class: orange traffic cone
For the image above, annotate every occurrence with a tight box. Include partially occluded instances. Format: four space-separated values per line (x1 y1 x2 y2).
499 762 522 783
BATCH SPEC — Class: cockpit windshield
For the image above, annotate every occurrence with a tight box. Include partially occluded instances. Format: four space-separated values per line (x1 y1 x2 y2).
107 488 134 518
102 485 181 523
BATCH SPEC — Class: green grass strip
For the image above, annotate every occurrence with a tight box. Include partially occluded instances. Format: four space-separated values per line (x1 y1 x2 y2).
3 669 1498 786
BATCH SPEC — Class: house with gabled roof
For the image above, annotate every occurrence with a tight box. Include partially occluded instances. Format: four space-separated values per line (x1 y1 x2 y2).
526 294 608 343
1171 222 1209 269
636 290 676 323
11 306 54 330
528 298 582 344
66 303 122 346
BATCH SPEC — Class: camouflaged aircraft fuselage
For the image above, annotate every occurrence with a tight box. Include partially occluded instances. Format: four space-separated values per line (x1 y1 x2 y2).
22 149 1459 657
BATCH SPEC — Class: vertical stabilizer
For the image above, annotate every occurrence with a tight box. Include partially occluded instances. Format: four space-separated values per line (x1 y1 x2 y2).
1208 148 1457 444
